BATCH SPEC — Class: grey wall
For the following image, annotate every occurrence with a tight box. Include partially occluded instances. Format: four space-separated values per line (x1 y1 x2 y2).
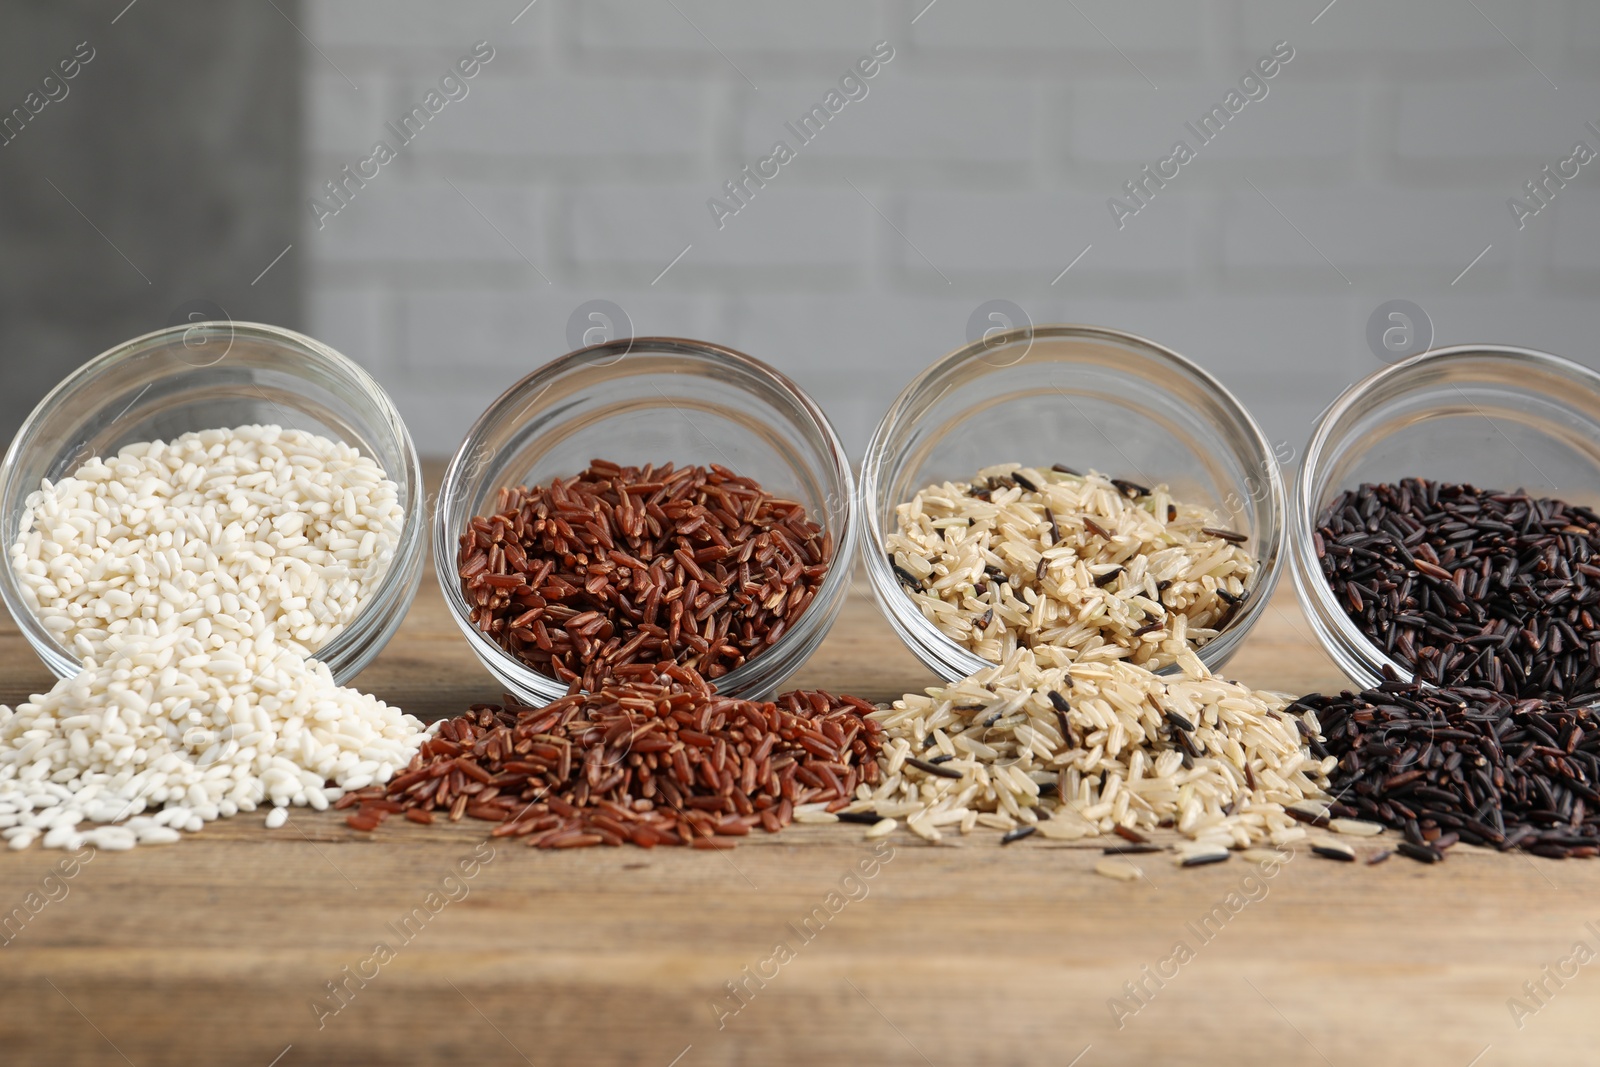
302 0 1600 461
8 2 1598 463
0 1 301 440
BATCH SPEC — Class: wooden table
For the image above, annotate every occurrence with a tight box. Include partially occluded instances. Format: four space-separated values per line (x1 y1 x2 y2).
2 558 1596 1066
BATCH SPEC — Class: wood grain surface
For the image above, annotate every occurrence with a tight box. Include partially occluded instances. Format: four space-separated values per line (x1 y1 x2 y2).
1 541 1596 1066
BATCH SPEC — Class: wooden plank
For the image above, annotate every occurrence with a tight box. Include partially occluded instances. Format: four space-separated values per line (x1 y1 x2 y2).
0 511 1589 1066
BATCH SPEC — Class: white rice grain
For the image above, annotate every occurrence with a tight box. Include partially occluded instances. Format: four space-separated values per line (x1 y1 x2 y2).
0 426 429 853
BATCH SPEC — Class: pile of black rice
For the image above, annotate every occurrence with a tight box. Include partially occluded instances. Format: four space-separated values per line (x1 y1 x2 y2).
1297 679 1600 861
1314 477 1600 702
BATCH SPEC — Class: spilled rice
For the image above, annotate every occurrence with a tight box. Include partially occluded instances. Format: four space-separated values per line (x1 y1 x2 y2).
0 426 427 851
0 633 427 852
339 664 883 849
853 648 1333 849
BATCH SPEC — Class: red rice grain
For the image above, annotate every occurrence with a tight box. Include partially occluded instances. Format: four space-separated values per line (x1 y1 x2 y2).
457 460 832 689
343 664 883 849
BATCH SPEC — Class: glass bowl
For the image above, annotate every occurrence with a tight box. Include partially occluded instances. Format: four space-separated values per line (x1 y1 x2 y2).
859 323 1286 682
433 336 857 704
0 321 426 685
1291 344 1600 691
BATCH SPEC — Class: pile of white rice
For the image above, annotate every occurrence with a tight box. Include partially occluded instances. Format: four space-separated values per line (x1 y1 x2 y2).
887 464 1255 672
853 648 1332 850
0 633 427 851
0 426 428 851
11 424 405 663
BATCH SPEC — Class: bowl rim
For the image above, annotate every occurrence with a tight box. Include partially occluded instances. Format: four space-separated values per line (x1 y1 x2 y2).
0 320 426 683
431 334 859 703
1290 341 1600 690
858 321 1287 682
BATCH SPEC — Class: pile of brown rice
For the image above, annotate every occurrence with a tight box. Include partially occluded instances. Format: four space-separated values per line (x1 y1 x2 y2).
852 648 1332 850
887 464 1255 671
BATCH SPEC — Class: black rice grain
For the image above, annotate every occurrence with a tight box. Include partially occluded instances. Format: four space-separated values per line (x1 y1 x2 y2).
1302 681 1600 860
1315 478 1600 700
1396 840 1444 864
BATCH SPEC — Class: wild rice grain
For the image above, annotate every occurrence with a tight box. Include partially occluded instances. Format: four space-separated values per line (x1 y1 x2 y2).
854 648 1331 849
887 465 1255 672
1178 846 1231 867
906 756 963 780
1286 801 1331 828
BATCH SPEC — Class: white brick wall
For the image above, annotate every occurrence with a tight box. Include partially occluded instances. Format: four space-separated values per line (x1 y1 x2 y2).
306 1 546 49
1218 190 1499 277
302 0 1600 459
398 288 718 376
408 78 710 159
313 181 546 264
577 1 884 53
1549 190 1600 279
568 186 872 269
900 189 1200 279
1230 0 1559 73
1070 80 1366 168
1394 79 1581 163
737 78 1039 165
909 1 1206 64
